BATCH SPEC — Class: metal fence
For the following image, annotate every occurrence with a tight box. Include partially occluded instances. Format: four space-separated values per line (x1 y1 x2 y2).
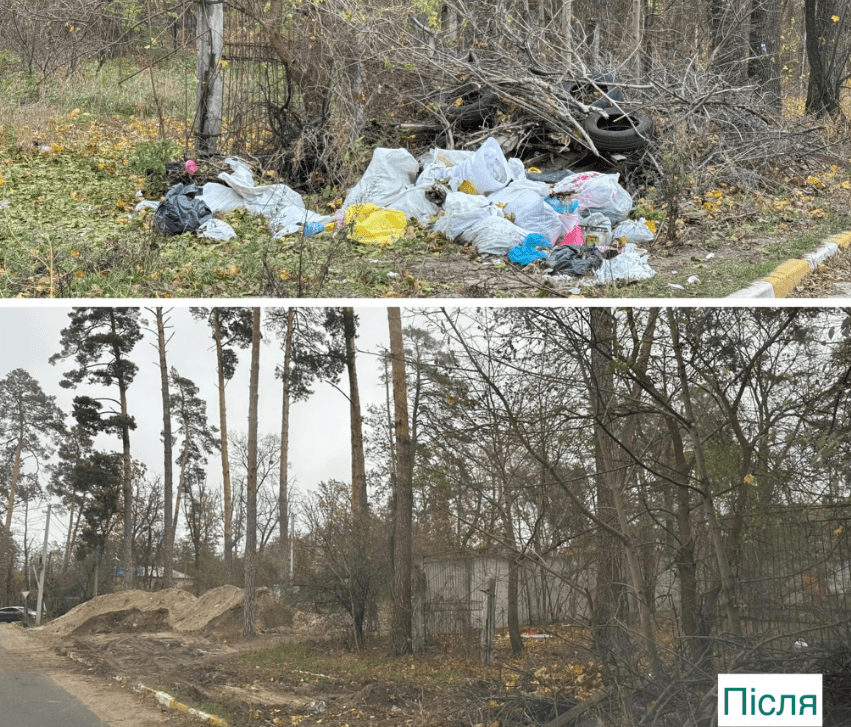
420 504 851 656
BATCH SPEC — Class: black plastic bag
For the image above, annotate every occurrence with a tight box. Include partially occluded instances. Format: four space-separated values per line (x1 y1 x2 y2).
547 244 605 275
153 183 212 236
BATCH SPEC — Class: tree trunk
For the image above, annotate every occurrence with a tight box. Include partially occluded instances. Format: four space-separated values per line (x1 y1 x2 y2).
194 0 223 156
343 308 368 523
214 310 235 585
805 0 844 115
243 308 261 638
588 309 627 669
111 311 134 591
388 308 413 656
156 308 175 590
279 308 294 584
4 421 24 533
748 0 781 107
667 310 742 637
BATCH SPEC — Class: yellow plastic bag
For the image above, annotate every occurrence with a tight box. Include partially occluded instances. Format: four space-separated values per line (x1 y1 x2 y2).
345 203 407 246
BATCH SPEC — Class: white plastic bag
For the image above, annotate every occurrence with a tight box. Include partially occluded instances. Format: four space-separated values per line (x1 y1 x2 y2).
433 192 498 240
418 148 476 169
488 187 563 244
612 218 655 244
553 172 633 223
460 216 532 256
446 138 518 195
197 218 237 240
595 243 655 282
344 148 439 222
198 159 330 237
343 148 418 207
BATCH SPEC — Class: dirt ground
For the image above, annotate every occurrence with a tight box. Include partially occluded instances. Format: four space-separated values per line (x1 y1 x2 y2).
1 622 198 727
23 589 603 727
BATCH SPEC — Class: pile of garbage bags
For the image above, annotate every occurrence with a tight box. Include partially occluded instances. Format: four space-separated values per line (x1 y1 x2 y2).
134 136 657 283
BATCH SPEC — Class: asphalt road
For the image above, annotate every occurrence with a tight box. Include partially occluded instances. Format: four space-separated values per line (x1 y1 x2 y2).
0 628 106 726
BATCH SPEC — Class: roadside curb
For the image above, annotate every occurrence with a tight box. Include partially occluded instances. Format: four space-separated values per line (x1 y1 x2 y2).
133 683 229 727
65 651 228 726
727 231 851 298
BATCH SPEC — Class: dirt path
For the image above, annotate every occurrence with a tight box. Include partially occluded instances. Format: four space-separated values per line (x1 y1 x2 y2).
0 624 197 727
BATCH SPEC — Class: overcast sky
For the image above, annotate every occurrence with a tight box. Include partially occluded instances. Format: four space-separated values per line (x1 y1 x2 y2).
0 305 399 547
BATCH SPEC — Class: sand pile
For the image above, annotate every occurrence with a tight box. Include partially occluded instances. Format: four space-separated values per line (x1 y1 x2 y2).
44 584 287 639
43 588 196 636
171 585 244 633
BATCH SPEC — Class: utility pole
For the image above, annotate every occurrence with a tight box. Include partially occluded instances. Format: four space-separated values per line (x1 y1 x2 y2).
36 504 50 626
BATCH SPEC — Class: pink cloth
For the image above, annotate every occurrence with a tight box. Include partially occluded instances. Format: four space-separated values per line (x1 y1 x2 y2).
558 225 584 247
184 160 198 174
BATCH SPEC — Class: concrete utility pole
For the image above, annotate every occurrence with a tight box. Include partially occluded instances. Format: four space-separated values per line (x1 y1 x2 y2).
36 504 50 626
194 0 224 157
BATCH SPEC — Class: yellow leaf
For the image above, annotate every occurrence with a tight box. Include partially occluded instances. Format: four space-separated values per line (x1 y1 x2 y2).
644 219 657 234
834 526 844 535
841 180 851 190
527 167 542 174
454 97 464 106
832 14 840 21
743 474 755 484
812 208 827 219
706 189 723 198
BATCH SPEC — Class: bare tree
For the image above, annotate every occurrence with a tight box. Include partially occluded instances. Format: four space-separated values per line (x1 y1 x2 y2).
243 308 261 638
388 308 413 656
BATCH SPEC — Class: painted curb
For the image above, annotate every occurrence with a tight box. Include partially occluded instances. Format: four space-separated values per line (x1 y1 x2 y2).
134 684 229 727
65 651 228 726
728 231 851 298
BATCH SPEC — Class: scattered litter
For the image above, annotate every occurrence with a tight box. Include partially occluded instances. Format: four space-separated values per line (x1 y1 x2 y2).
612 218 655 244
307 701 327 714
558 225 584 247
343 148 437 222
595 243 656 282
521 633 553 639
200 158 329 238
387 272 398 277
134 199 161 213
668 283 685 290
508 233 552 265
461 215 532 256
687 275 701 284
570 287 581 295
127 138 657 285
446 137 522 195
553 172 633 223
303 221 325 237
547 244 605 276
545 197 579 214
345 203 407 245
153 183 212 236
489 187 563 244
706 252 716 260
0 200 9 210
197 219 237 241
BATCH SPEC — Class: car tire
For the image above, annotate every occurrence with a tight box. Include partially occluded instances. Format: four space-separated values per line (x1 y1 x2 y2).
583 108 653 151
